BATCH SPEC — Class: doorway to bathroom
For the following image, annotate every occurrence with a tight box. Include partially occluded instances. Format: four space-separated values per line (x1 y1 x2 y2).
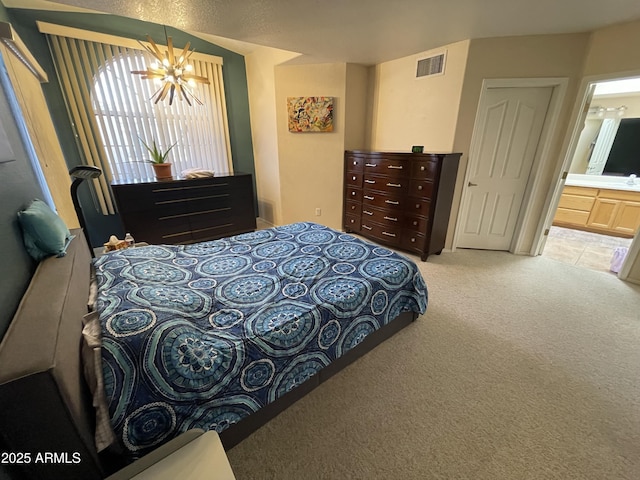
541 76 640 275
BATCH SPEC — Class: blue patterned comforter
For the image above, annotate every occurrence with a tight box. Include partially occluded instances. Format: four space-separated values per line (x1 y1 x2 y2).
93 222 427 457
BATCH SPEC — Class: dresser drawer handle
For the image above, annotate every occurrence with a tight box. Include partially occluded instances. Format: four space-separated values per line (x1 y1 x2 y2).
410 237 417 243
351 191 357 196
363 210 373 216
364 195 375 200
384 216 398 222
382 232 396 237
385 200 399 205
388 165 403 170
365 163 376 167
413 220 418 226
420 166 425 171
351 205 357 210
352 176 357 181
362 224 372 230
365 180 376 184
350 219 355 224
353 161 358 166
418 185 423 190
386 183 401 188
415 204 421 208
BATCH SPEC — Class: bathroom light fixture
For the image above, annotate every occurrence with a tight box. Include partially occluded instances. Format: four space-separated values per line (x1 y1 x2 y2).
588 105 628 117
131 32 209 106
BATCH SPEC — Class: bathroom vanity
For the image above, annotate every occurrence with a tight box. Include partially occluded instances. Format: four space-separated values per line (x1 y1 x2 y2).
553 174 640 237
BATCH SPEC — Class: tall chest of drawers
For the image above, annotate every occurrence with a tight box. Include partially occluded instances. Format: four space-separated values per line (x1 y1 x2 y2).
111 173 256 245
343 150 461 260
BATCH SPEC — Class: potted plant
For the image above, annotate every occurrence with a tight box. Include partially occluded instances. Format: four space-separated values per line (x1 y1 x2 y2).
140 138 177 180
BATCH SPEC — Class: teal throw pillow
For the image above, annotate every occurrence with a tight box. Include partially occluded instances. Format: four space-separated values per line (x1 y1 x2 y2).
17 199 74 261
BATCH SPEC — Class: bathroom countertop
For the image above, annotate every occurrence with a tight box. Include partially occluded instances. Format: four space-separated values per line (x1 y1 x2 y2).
566 174 640 192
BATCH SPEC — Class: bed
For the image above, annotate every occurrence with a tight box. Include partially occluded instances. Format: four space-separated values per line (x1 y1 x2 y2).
0 222 427 479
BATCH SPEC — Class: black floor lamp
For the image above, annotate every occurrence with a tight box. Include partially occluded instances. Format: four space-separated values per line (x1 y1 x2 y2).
69 165 102 257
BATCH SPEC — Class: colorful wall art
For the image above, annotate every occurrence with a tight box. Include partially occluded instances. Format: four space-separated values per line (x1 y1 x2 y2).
287 96 334 132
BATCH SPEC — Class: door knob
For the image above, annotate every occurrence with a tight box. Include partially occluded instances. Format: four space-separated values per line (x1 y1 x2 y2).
468 181 478 187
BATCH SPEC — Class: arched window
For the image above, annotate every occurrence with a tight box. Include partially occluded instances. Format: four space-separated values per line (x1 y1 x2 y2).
92 49 231 184
43 26 232 213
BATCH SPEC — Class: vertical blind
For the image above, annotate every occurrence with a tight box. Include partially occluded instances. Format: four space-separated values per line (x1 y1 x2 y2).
40 23 233 215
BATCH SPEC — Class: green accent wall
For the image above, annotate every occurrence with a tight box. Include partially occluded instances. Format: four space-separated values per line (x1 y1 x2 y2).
0 2 8 22
6 9 256 246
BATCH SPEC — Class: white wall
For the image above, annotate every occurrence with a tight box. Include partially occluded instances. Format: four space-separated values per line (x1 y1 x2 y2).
274 63 348 229
245 46 299 226
370 40 469 152
344 64 370 151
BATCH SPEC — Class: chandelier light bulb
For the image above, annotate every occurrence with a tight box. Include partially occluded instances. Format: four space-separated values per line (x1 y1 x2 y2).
131 34 210 105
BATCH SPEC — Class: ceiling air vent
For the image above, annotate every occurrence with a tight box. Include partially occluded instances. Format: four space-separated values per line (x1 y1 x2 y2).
416 52 446 78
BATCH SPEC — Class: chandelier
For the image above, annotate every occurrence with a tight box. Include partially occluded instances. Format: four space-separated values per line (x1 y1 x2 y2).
132 34 209 106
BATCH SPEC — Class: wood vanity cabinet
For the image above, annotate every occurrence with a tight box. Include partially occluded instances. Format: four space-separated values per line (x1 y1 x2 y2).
553 186 598 227
588 190 640 236
553 185 640 237
111 173 256 245
343 150 461 261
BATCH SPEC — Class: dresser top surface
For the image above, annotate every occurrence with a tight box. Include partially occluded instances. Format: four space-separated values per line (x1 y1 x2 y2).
111 171 250 187
346 150 461 157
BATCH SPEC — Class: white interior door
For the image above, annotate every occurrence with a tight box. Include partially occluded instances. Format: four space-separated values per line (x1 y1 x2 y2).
457 86 553 250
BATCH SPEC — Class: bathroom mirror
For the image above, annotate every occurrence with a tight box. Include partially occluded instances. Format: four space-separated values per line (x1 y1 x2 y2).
569 77 640 177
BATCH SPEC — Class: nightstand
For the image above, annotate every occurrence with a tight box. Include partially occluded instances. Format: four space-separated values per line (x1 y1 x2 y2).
106 430 236 480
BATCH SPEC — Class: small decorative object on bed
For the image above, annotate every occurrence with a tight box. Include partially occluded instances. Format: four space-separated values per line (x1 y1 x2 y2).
93 222 427 458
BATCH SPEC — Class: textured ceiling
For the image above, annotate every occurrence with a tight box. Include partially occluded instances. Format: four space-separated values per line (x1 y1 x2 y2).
7 0 640 64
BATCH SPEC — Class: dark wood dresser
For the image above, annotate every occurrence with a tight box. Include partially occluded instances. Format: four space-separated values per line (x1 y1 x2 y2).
343 150 461 260
111 173 256 245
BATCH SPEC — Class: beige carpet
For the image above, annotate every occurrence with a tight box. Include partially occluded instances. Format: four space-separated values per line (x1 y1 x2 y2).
226 249 640 480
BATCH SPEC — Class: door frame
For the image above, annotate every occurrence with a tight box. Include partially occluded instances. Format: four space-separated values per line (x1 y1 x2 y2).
452 77 568 253
534 69 640 261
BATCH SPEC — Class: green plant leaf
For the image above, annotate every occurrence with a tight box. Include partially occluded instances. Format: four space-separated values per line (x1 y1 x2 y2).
139 137 177 164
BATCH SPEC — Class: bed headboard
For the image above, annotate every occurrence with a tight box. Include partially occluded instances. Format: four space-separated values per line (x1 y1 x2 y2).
0 231 104 480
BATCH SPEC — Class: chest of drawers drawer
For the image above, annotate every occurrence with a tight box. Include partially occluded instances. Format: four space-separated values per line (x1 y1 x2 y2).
363 190 430 216
400 231 427 252
362 175 408 192
346 187 362 202
362 190 403 210
412 159 438 180
360 220 403 244
346 155 365 173
361 206 402 226
363 159 409 178
344 214 361 231
345 200 362 216
346 172 363 187
361 206 429 232
408 179 434 198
